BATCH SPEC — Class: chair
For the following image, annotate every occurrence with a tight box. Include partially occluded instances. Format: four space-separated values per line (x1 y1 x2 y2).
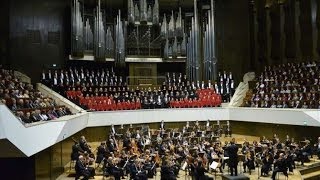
69 160 76 171
276 171 288 180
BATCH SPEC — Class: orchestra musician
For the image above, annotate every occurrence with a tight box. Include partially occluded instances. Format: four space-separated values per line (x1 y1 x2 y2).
160 160 177 180
314 137 320 159
243 149 255 174
79 136 92 154
70 122 320 180
194 160 213 180
96 141 107 164
71 141 84 161
261 150 273 176
271 153 288 180
75 155 95 180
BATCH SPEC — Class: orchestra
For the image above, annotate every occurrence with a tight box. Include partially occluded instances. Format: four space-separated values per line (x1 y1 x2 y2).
71 121 319 180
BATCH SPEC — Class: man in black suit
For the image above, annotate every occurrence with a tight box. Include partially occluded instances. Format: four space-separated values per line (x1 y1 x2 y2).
226 138 239 176
75 155 92 180
71 142 84 161
194 160 213 180
95 141 107 164
160 160 176 180
271 153 288 180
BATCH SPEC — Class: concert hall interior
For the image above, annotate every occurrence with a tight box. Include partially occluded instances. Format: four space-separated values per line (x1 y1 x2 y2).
1 0 320 180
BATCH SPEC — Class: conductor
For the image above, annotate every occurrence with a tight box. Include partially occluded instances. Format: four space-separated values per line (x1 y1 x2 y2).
226 138 239 176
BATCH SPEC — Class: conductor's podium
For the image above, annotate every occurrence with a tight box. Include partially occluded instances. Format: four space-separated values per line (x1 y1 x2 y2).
222 174 250 180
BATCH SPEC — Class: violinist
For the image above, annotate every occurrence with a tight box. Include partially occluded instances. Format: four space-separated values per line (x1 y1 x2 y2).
271 153 288 180
96 141 107 164
194 160 213 180
71 141 84 161
261 151 273 176
284 150 294 173
75 155 95 180
79 136 92 155
108 138 117 153
110 158 123 180
300 140 312 165
284 135 291 146
160 160 177 180
243 149 255 174
314 137 320 159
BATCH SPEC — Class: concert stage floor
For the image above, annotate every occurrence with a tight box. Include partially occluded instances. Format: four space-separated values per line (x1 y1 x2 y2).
57 157 320 180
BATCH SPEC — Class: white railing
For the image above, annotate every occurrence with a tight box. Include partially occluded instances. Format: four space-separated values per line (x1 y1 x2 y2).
228 72 255 107
37 83 84 114
14 71 31 84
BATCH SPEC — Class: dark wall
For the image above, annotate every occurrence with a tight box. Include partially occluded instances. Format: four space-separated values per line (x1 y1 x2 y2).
0 157 35 180
254 0 320 71
9 0 70 82
215 0 251 82
0 0 9 66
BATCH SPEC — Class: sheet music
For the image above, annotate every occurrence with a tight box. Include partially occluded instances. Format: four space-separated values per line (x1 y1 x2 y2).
210 161 219 170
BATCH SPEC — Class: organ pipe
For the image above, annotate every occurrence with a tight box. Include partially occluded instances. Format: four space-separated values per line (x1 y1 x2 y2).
115 10 125 67
203 0 217 81
152 0 159 24
94 0 106 60
106 27 114 58
71 0 84 56
147 5 152 22
128 0 135 24
134 3 140 22
140 0 147 23
84 18 93 51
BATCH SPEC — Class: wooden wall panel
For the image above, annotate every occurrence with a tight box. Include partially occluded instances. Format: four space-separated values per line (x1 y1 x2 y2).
9 0 70 81
215 0 250 82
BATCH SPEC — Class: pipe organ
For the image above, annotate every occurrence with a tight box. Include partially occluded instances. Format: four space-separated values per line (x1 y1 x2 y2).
70 0 218 81
160 7 186 60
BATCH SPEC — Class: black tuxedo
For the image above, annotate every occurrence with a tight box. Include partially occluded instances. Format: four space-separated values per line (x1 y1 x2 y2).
96 145 107 163
75 160 93 180
271 158 288 180
160 165 176 180
226 143 239 176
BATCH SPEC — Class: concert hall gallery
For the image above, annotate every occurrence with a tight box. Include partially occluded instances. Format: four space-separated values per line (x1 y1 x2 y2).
1 0 320 180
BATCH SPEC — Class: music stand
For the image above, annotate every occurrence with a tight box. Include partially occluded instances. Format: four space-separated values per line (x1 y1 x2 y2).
196 131 203 137
174 132 180 137
210 161 219 179
191 137 199 144
238 154 245 174
255 158 263 179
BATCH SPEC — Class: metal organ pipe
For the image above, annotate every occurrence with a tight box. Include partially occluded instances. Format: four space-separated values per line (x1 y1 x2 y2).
152 0 159 25
115 10 125 67
84 18 93 51
71 0 84 56
94 0 106 60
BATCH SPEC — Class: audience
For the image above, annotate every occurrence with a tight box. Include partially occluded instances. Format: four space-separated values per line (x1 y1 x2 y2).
244 62 320 109
0 65 72 124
